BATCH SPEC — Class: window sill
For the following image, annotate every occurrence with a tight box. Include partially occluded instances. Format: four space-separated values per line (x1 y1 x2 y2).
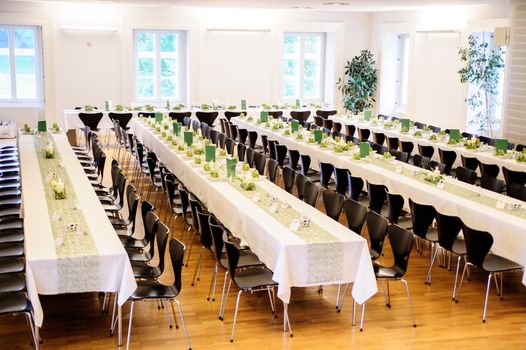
0 102 44 109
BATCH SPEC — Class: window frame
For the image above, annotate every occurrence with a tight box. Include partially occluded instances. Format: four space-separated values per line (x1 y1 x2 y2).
394 33 410 112
282 32 326 103
133 29 187 103
0 25 44 105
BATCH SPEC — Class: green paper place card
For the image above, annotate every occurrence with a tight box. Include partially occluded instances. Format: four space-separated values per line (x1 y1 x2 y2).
226 157 237 177
37 120 47 132
173 122 182 136
155 112 163 124
205 144 216 162
359 142 370 158
496 139 508 154
241 100 247 110
400 119 410 132
260 111 269 123
290 120 299 133
449 129 461 142
363 110 372 121
314 129 323 144
295 99 301 109
105 100 110 111
184 131 193 146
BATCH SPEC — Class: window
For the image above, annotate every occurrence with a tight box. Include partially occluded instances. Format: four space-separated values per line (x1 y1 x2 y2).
396 34 410 109
283 32 325 102
134 30 187 102
379 33 410 115
0 25 43 103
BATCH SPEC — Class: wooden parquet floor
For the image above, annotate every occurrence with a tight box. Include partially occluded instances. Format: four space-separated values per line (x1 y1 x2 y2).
2 144 526 349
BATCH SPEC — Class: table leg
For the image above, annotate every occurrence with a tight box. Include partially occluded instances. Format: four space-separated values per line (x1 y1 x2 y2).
283 302 293 337
117 292 122 347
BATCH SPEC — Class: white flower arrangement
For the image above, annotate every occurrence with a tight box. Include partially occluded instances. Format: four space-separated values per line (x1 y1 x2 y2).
45 143 55 159
423 169 444 185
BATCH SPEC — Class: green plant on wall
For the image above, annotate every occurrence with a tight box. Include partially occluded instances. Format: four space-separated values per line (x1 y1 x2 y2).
458 34 504 137
337 50 377 114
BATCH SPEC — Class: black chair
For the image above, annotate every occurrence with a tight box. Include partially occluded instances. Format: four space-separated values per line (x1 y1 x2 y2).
282 166 296 194
333 167 349 195
290 110 310 123
399 141 414 158
267 158 279 184
237 143 247 162
125 238 191 350
456 166 477 185
245 147 256 168
225 138 236 156
508 183 526 201
316 109 337 119
322 118 333 131
288 149 300 170
516 144 526 152
275 144 288 167
247 131 260 152
479 162 499 178
268 140 278 161
385 190 406 225
367 211 388 260
462 132 475 138
322 189 345 221
237 128 248 145
343 198 367 234
372 131 385 145
299 154 320 182
461 154 479 172
169 111 191 123
303 180 319 207
342 224 416 329
409 199 437 258
78 112 103 148
418 145 434 159
313 115 324 128
196 111 219 127
131 221 169 280
332 121 343 133
357 127 371 141
0 292 39 348
347 174 364 202
479 135 496 146
455 224 523 322
502 167 526 195
295 173 308 200
224 111 244 121
228 123 238 142
480 174 505 193
185 196 203 267
389 149 409 163
223 237 283 342
366 182 387 214
109 112 133 129
191 209 214 286
428 125 441 133
268 111 283 119
122 207 158 262
209 129 220 145
438 149 457 175
387 137 399 151
412 154 429 168
425 212 465 298
345 124 356 138
319 161 334 188
414 121 426 130
253 152 266 176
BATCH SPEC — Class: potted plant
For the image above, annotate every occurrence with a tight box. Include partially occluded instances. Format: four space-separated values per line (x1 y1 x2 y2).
337 49 377 114
458 34 504 137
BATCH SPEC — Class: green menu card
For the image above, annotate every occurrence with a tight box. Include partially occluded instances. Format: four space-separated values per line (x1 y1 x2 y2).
205 144 216 162
241 100 247 110
496 139 508 153
173 122 181 136
359 142 370 158
260 111 269 123
184 131 193 146
363 110 372 121
290 120 299 133
449 129 461 142
37 120 47 132
295 99 301 109
155 112 163 124
314 129 323 144
226 158 237 177
400 119 410 132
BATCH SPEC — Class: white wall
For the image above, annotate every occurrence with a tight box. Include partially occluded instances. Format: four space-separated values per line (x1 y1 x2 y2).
0 1 370 126
371 3 510 131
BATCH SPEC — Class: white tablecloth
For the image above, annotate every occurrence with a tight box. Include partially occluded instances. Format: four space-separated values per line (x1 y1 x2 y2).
19 133 136 327
131 120 377 305
232 117 526 286
329 116 526 174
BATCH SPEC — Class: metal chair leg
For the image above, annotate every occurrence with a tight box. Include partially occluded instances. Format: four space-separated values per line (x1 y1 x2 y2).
401 279 416 327
452 255 461 300
482 273 492 322
337 283 349 312
162 299 173 328
207 262 218 301
125 301 135 350
24 313 39 350
455 262 471 303
425 245 440 285
220 277 232 321
493 273 500 297
173 299 191 350
191 247 204 286
230 290 243 342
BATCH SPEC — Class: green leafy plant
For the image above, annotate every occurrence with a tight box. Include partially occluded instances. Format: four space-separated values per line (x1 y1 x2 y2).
337 50 377 114
458 34 504 137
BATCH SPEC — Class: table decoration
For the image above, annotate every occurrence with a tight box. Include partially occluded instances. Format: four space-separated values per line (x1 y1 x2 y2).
144 104 155 112
45 142 55 159
516 150 526 162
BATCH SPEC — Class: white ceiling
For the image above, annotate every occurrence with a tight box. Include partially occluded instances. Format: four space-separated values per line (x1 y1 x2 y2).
5 0 510 12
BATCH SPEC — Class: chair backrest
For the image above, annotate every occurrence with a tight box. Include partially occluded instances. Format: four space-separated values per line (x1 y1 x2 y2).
455 166 477 185
247 131 258 149
429 125 441 133
313 115 324 127
323 119 333 130
399 140 414 156
268 140 278 160
322 189 345 221
275 144 288 167
502 167 526 193
373 132 385 145
387 137 399 151
169 238 185 293
295 173 308 200
299 154 312 176
303 180 319 207
178 184 190 217
435 211 462 252
333 167 349 195
269 110 283 119
389 149 409 163
196 209 213 251
246 147 256 167
461 154 479 171
418 145 435 159
108 112 133 129
146 156 157 183
253 152 266 175
115 171 127 208
126 189 140 232
267 158 279 184
412 154 429 168
461 131 475 138
282 166 296 193
367 181 387 214
319 161 334 188
228 123 238 141
237 143 247 162
218 133 227 149
480 174 505 193
508 183 526 201
409 198 436 239
347 174 364 201
225 137 236 156
237 128 248 144
209 220 226 265
144 210 160 255
165 177 177 211
344 198 367 234
189 195 202 232
345 124 356 137
332 121 342 133
209 129 219 145
195 111 219 126
479 162 500 178
357 128 371 141
78 112 103 130
155 222 170 273
438 148 457 175
428 160 446 174
316 110 337 118
288 149 300 170
290 110 310 123
169 111 191 123
385 190 404 224
414 121 426 130
367 211 388 258
387 224 414 276
462 223 493 269
516 144 526 152
223 234 240 279
224 111 243 120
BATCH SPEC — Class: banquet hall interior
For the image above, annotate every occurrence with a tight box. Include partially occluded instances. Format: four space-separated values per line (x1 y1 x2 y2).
0 0 525 349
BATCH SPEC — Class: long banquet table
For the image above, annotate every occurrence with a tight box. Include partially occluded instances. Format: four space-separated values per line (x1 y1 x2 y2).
130 119 377 319
232 116 526 285
19 132 136 343
329 115 526 174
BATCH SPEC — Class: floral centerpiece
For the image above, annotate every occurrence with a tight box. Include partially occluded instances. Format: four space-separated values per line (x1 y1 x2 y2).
495 149 506 156
309 102 322 109
227 105 237 110
464 136 481 149
115 104 126 112
423 169 444 185
383 152 392 159
52 123 60 133
413 130 423 137
172 103 185 111
23 124 31 133
144 104 155 112
516 149 526 163
45 143 55 159
429 134 438 141
319 138 331 149
52 178 66 200
261 103 272 110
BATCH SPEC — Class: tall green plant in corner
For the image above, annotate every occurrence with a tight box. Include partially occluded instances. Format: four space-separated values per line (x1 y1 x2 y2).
458 34 504 137
337 50 377 114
